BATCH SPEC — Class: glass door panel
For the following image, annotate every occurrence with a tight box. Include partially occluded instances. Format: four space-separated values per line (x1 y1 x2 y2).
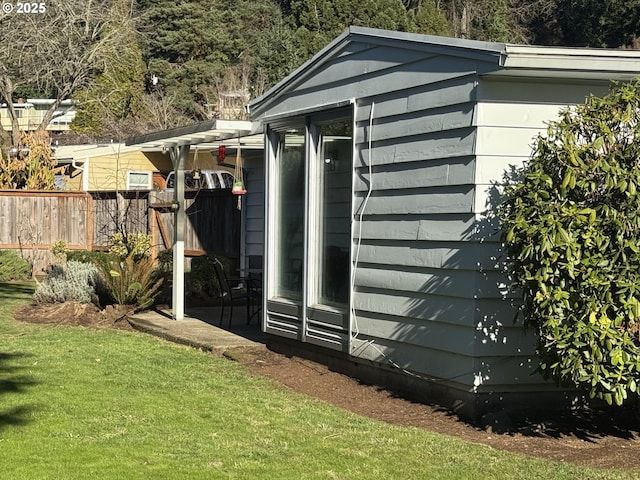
273 129 305 302
312 118 352 309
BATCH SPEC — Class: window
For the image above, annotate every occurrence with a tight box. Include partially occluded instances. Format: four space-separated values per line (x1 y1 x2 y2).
272 127 306 302
126 171 152 190
310 117 352 308
268 108 352 313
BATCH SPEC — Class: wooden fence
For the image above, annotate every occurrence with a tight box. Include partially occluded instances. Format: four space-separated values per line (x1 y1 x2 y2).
0 189 241 273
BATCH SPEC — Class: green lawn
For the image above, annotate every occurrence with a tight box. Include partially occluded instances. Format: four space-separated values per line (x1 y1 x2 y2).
0 282 637 480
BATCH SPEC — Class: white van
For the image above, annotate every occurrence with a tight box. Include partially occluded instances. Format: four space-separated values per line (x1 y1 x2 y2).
165 169 234 190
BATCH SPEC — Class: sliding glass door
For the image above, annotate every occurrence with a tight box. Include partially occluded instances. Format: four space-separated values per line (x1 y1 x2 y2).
272 127 305 302
266 108 353 345
309 116 352 310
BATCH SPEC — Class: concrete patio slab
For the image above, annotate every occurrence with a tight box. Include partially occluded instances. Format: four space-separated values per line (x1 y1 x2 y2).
128 306 267 354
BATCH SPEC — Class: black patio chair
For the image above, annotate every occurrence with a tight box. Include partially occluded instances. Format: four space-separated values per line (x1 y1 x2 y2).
212 258 262 327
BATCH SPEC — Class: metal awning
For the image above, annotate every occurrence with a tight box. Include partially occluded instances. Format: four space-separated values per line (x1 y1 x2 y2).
125 119 263 321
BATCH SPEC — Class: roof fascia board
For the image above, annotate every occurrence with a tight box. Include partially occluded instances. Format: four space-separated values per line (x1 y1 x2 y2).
500 44 640 79
54 143 140 159
260 99 354 123
248 29 352 118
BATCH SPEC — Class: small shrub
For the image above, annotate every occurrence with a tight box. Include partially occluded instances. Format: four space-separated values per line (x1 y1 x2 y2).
50 240 69 260
33 260 107 306
98 253 163 311
66 250 112 267
109 233 152 261
0 250 32 281
156 248 173 275
186 254 224 300
66 250 111 269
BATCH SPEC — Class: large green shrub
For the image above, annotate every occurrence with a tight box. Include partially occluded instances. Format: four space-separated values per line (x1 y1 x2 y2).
0 250 32 281
498 80 640 405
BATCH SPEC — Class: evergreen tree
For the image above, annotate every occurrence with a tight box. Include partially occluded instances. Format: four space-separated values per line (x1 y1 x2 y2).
555 0 640 47
411 0 451 36
286 0 413 66
138 0 291 120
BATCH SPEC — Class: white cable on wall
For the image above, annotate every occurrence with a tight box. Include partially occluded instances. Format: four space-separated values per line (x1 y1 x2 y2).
351 101 375 341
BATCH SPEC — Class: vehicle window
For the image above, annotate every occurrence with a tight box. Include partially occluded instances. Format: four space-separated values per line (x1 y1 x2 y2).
221 172 234 188
167 172 202 189
184 172 203 189
211 174 222 189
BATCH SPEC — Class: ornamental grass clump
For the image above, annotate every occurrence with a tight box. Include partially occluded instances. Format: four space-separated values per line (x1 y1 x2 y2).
498 80 640 406
98 253 163 312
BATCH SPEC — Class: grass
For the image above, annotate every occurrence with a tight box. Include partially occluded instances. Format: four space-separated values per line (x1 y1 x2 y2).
0 282 638 480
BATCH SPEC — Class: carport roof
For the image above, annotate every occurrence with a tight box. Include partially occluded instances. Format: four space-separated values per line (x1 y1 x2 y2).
125 119 262 151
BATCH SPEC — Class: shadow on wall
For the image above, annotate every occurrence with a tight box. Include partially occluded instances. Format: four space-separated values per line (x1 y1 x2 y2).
354 166 548 414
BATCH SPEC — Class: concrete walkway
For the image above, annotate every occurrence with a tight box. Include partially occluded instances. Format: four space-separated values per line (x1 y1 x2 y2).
128 306 267 354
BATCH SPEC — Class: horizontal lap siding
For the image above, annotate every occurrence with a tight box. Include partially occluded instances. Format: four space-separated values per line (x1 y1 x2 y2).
244 154 265 259
466 79 616 388
346 46 492 388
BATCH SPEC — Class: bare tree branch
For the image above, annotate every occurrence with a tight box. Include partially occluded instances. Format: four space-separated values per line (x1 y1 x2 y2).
0 0 137 145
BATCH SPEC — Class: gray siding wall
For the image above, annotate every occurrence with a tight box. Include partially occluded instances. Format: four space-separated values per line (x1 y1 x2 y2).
242 151 265 269
469 78 613 394
351 83 486 394
264 39 502 394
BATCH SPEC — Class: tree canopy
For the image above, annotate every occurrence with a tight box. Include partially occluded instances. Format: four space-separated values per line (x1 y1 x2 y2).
1 0 640 143
0 0 137 144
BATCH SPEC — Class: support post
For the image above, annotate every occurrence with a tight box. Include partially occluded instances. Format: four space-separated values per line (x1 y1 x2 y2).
169 145 189 320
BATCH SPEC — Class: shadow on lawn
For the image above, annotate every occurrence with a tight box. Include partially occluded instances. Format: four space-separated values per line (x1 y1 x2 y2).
0 352 38 430
0 282 35 303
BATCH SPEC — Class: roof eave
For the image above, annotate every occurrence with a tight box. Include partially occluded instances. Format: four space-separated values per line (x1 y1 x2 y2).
499 45 640 81
247 27 507 119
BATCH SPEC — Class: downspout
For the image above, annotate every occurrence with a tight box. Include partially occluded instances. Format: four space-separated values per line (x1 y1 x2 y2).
72 158 89 191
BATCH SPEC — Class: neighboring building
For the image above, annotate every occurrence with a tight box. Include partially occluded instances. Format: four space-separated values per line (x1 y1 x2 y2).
0 98 76 133
247 26 640 420
54 143 171 191
54 143 241 192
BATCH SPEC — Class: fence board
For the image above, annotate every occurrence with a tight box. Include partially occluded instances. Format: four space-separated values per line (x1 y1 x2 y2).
0 189 241 272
